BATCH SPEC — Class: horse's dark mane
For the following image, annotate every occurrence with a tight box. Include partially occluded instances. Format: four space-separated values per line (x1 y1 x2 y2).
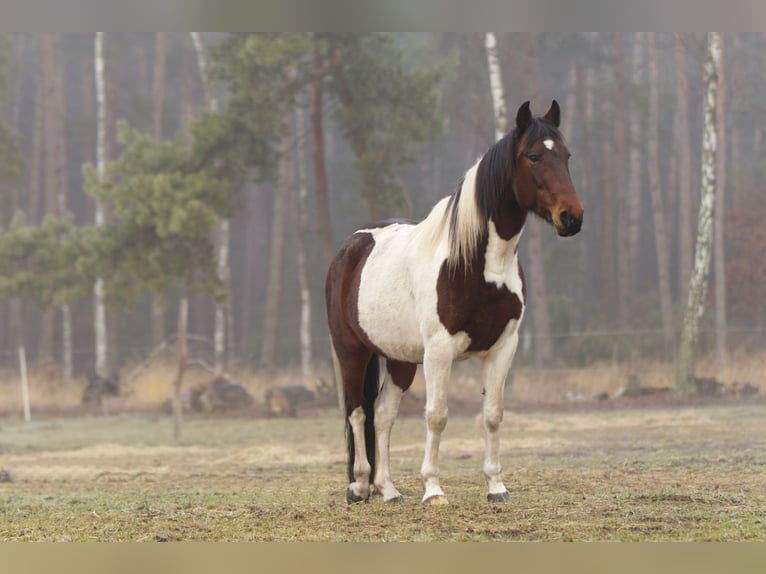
445 117 563 269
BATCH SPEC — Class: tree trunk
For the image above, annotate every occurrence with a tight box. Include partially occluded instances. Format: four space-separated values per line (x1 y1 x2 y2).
93 32 109 377
190 31 230 373
41 32 72 380
53 35 72 383
151 32 167 350
598 35 617 317
173 297 188 441
729 33 742 210
238 184 259 365
311 43 335 270
152 33 166 141
10 34 26 396
484 32 507 139
259 142 290 374
28 37 44 226
522 34 552 365
295 102 313 383
675 32 721 395
626 33 643 295
613 33 630 326
40 33 57 364
713 35 728 364
674 33 694 301
646 32 675 354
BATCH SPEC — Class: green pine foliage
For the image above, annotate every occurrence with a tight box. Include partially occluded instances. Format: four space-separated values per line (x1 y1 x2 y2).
84 123 231 308
324 33 448 215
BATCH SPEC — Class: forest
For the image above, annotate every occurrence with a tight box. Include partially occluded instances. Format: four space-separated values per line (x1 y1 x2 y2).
0 32 762 394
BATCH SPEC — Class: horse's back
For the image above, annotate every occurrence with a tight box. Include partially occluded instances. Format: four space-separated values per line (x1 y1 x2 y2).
327 219 433 363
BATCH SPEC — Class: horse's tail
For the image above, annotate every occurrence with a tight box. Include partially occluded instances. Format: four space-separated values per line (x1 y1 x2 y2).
346 355 379 484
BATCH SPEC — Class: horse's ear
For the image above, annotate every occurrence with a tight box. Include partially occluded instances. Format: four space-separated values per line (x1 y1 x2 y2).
544 99 561 127
516 101 532 135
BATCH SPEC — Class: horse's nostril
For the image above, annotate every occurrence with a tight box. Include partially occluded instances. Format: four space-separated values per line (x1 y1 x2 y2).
559 210 571 226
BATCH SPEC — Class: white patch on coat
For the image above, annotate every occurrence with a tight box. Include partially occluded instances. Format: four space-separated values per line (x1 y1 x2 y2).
543 138 555 150
355 217 472 364
483 220 525 305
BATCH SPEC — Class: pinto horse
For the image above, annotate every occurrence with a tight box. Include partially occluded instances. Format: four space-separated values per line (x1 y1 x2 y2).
325 100 583 505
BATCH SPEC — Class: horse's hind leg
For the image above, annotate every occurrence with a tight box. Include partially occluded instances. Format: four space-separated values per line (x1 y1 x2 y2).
373 360 416 502
340 350 376 503
480 330 519 503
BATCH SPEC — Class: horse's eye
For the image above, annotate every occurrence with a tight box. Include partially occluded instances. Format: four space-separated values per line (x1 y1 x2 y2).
527 153 541 163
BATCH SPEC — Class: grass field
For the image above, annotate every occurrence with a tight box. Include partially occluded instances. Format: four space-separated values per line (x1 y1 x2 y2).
1 401 765 541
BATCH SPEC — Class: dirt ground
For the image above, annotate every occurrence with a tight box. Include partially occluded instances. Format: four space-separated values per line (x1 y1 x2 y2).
1 399 765 541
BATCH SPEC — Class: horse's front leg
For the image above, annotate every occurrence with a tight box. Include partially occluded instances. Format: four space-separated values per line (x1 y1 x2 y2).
420 345 453 505
481 330 519 503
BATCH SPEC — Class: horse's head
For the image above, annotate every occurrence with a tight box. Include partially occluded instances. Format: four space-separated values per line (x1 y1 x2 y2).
511 100 583 237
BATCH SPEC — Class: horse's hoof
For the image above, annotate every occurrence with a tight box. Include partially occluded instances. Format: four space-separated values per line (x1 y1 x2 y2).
487 491 511 503
346 488 367 505
423 495 449 505
384 495 404 503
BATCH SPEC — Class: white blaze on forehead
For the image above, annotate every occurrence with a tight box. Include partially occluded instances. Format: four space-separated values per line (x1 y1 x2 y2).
543 138 555 151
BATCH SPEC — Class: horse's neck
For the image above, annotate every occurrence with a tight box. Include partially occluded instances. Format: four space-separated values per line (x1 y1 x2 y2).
489 195 527 245
483 217 524 275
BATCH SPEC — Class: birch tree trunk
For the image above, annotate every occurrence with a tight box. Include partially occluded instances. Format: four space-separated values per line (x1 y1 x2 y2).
729 33 742 210
713 35 728 364
674 33 694 300
190 31 231 373
675 32 721 395
646 32 675 354
151 32 167 350
294 102 313 383
94 32 109 377
484 32 507 139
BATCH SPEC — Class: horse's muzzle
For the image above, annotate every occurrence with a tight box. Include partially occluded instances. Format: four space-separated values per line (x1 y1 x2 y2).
556 210 583 237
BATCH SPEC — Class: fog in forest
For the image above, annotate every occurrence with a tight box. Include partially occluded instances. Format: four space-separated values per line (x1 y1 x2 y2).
0 33 763 399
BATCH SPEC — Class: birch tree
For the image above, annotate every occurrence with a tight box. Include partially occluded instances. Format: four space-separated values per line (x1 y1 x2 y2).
675 32 721 395
190 31 231 373
484 32 507 140
94 32 108 377
713 36 728 363
294 102 313 382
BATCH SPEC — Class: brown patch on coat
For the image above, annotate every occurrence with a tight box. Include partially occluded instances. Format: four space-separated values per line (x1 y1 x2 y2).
436 232 524 353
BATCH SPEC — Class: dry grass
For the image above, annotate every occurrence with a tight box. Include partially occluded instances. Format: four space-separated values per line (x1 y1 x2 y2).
1 403 765 541
0 350 763 421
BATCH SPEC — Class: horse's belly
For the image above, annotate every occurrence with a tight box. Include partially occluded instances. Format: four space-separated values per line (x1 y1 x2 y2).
356 240 426 363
